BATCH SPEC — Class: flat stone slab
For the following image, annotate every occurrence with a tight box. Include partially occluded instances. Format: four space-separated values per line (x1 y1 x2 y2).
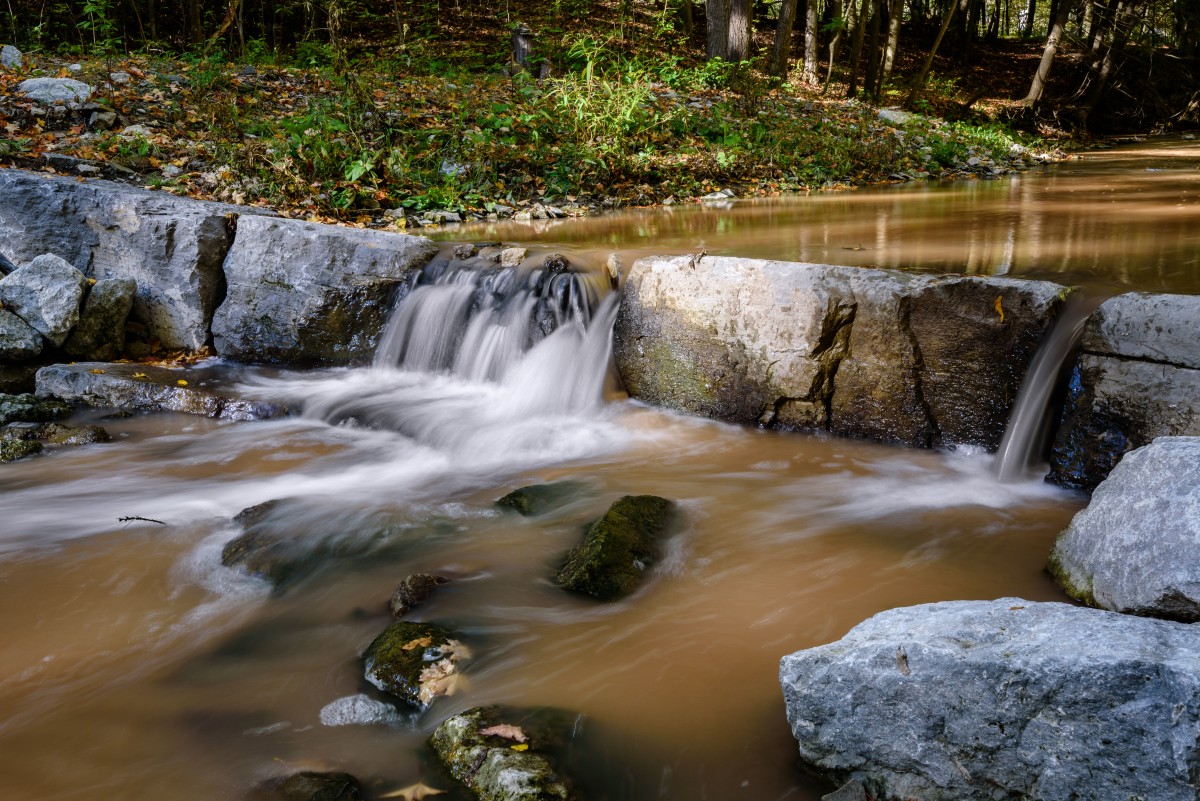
780 598 1200 801
35 362 288 420
1050 437 1200 620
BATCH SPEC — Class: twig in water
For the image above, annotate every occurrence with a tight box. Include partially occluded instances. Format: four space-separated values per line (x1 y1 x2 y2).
118 515 167 525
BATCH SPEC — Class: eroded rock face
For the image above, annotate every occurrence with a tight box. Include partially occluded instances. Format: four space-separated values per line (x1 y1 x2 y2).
614 256 1064 449
63 277 137 360
1050 293 1200 490
0 254 88 346
0 169 258 349
779 599 1200 801
430 705 579 801
211 215 438 365
555 495 676 601
1049 437 1200 621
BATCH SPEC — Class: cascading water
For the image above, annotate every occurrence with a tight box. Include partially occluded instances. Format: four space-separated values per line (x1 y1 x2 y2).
993 295 1100 482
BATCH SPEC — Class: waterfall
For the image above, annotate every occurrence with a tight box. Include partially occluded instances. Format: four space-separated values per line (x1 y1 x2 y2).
993 296 1098 482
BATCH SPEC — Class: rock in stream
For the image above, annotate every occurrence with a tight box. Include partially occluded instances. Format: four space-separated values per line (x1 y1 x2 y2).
555 495 676 601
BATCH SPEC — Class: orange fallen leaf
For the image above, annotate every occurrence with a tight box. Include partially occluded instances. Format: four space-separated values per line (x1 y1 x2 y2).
480 723 528 742
402 636 433 651
88 368 105 374
994 295 1005 323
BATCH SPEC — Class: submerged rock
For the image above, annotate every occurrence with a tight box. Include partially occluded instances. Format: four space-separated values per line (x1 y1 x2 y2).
1050 292 1200 490
555 495 676 601
0 254 88 347
779 598 1200 801
0 392 71 425
2 421 109 446
388 573 449 618
1049 437 1200 620
249 771 361 801
362 620 471 710
496 481 586 517
430 705 580 801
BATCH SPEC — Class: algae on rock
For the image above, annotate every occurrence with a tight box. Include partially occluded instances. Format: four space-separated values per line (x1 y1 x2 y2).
496 481 586 517
362 620 471 710
555 495 676 601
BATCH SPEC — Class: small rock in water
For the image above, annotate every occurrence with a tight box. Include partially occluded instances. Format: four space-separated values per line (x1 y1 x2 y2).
249 771 361 801
496 481 586 517
388 573 449 618
362 620 472 710
556 495 677 601
318 694 402 727
0 438 42 463
499 247 527 268
0 393 71 426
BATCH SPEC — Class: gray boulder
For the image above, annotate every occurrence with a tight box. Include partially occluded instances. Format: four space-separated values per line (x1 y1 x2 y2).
779 598 1200 801
0 44 21 70
0 169 263 350
211 215 438 365
18 77 92 107
63 277 136 360
615 256 1064 448
35 362 288 421
0 254 88 346
1049 437 1200 621
0 310 43 360
1050 292 1200 490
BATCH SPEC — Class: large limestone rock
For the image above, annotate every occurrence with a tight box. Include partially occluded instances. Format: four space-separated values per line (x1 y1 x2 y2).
0 310 43 360
18 77 92 107
63 277 136 360
0 169 260 349
1049 437 1200 620
211 216 438 365
615 256 1064 448
0 254 88 346
780 599 1200 801
1050 292 1200 490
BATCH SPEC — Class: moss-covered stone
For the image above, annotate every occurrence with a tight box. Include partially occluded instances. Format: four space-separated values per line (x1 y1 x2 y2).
389 573 450 618
362 620 471 710
430 705 579 801
249 771 361 801
37 422 111 445
496 481 586 517
0 438 41 462
555 495 676 601
0 392 71 425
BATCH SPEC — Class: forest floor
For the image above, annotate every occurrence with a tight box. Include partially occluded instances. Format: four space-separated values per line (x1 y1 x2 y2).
0 12 1093 227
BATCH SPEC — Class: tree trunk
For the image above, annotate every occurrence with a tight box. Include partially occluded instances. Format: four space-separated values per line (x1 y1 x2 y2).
148 0 157 41
863 0 883 96
802 0 819 83
1077 0 1142 123
880 0 903 86
845 0 870 96
770 0 800 75
824 0 857 89
706 0 729 59
1022 0 1036 36
905 0 956 106
727 0 751 61
1022 0 1071 105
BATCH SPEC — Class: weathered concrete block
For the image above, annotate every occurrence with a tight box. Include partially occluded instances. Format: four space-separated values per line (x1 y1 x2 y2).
211 215 438 365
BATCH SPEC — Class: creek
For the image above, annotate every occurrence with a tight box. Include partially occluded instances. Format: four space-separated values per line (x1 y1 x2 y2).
0 135 1196 801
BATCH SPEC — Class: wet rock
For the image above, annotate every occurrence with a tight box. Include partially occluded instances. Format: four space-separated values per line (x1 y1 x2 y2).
430 705 579 801
0 310 44 361
496 481 585 517
18 77 92 107
0 364 39 394
1049 437 1200 621
0 169 265 349
500 247 527 268
556 495 676 601
0 44 21 69
0 254 88 347
37 422 110 445
362 620 471 710
615 256 1064 449
211 215 438 366
249 771 361 801
779 598 1200 801
822 780 868 801
1050 292 1200 490
63 278 136 360
0 392 71 425
0 438 41 462
0 252 16 275
35 362 288 421
318 693 403 727
388 573 449 618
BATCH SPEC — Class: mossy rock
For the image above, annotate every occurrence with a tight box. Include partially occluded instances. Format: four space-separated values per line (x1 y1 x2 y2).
430 705 579 801
496 481 586 517
37 422 110 445
555 495 676 601
362 620 471 710
249 771 361 801
0 393 71 425
389 573 450 618
0 438 41 462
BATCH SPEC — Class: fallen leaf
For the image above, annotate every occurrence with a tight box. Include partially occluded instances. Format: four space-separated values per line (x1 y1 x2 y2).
176 379 188 386
132 372 148 379
511 743 529 751
994 295 1005 323
379 782 446 800
436 639 473 660
87 368 105 374
402 636 433 651
480 723 528 742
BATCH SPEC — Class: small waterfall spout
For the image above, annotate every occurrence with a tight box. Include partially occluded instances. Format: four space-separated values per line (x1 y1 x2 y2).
994 296 1098 482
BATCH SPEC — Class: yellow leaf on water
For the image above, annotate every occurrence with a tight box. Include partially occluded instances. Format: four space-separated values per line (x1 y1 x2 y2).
511 743 529 751
379 782 446 800
177 379 188 386
994 295 1005 323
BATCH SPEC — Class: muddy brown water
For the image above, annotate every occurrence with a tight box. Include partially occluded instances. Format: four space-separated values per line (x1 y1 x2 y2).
1 136 1195 801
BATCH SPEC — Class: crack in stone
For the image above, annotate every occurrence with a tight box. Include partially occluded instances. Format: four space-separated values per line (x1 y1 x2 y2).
898 295 940 448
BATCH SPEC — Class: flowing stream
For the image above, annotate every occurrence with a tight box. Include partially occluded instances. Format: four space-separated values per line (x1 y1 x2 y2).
0 136 1196 801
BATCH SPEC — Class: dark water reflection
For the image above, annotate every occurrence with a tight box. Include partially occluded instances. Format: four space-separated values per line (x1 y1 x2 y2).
440 135 1200 295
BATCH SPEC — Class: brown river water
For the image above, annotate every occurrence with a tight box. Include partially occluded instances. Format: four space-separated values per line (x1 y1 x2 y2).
1 135 1196 801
